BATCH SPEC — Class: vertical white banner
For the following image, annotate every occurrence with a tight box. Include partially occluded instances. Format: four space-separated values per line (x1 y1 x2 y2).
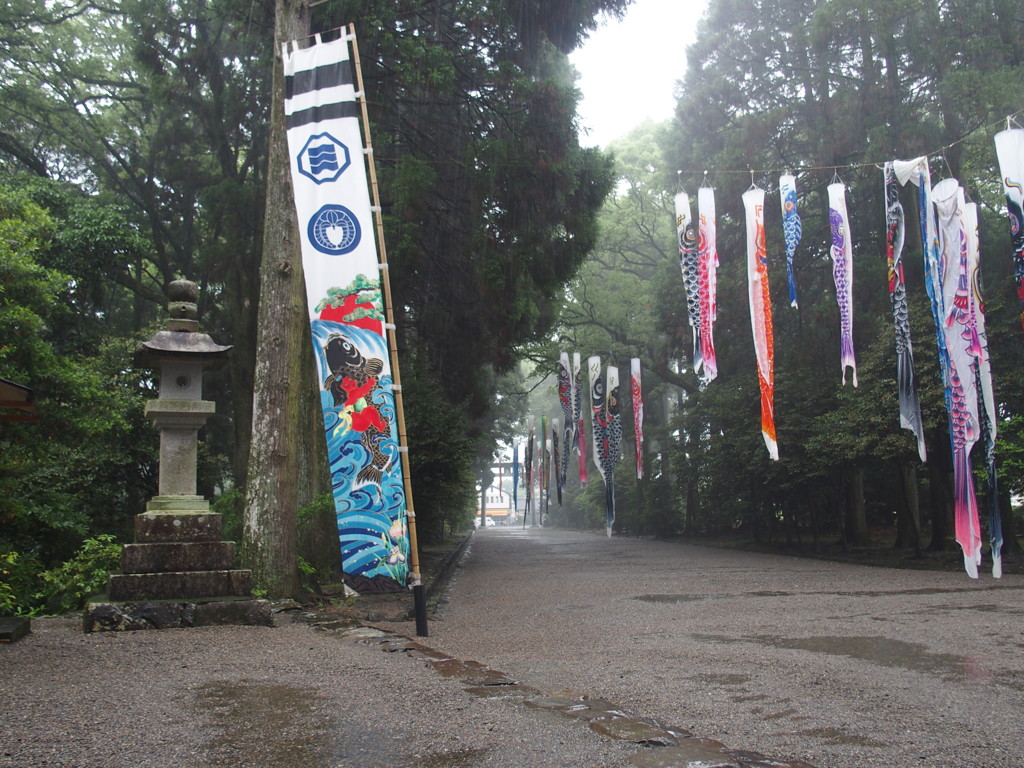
283 34 408 592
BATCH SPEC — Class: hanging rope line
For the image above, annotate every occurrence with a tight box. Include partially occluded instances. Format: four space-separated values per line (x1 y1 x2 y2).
677 107 1024 182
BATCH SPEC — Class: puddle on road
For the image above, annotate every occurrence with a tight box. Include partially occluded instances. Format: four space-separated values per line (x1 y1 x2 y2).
788 726 887 748
195 681 335 768
694 633 997 685
411 747 491 767
635 594 706 604
827 586 1024 599
740 585 1024 600
195 680 409 768
639 586 1024 612
693 672 750 686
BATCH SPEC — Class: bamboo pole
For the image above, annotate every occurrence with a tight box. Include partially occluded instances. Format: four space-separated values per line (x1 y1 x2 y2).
348 25 427 635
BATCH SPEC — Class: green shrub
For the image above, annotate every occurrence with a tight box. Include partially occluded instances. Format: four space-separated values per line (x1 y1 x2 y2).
211 488 244 542
36 535 122 614
0 550 44 617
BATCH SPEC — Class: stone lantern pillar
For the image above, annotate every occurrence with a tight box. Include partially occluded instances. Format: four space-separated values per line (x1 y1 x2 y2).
85 280 269 631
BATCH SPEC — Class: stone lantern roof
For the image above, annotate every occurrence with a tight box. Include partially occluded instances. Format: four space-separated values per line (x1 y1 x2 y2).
133 279 231 370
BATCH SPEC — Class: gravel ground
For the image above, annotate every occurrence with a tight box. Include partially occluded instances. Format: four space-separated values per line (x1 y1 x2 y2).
385 528 1024 768
3 528 1022 768
0 613 636 767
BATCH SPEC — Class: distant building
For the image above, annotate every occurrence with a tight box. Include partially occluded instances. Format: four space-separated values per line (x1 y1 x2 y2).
477 481 510 526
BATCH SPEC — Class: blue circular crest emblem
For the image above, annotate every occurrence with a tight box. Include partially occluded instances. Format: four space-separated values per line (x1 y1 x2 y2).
308 205 361 255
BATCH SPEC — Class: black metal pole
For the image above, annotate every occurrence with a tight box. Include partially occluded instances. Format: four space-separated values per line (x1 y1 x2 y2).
412 584 428 637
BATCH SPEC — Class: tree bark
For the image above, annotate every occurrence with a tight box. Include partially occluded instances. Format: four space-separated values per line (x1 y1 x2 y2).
297 343 338 583
844 465 869 546
684 468 699 536
894 459 921 554
999 484 1020 555
241 0 310 598
926 460 953 551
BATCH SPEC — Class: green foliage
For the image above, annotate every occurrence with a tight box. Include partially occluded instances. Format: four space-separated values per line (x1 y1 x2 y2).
0 560 15 616
404 359 478 541
34 535 122 615
0 0 627 585
0 185 60 372
343 1 620 419
211 488 244 543
0 550 42 616
660 0 1024 544
296 554 328 594
0 178 158 563
298 492 334 525
997 415 1024 498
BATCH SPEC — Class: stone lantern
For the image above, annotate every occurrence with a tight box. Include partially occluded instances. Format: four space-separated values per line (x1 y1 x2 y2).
85 280 269 631
136 279 230 506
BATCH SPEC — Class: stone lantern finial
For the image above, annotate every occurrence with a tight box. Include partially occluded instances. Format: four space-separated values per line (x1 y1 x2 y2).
167 279 200 330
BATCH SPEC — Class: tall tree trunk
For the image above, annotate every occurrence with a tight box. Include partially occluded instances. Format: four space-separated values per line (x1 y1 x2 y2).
227 236 262 500
927 455 954 551
242 0 310 598
297 343 337 584
684 468 699 536
998 484 1020 555
845 465 869 546
894 458 922 554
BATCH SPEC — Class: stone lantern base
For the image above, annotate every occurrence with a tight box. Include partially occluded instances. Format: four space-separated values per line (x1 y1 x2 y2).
83 504 271 632
82 596 272 632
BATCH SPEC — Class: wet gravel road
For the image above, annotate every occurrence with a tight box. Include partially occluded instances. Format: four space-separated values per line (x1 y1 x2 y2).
2 528 1022 768
415 528 1024 768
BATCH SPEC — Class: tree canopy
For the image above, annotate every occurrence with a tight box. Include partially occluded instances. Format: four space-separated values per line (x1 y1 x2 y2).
0 0 628 598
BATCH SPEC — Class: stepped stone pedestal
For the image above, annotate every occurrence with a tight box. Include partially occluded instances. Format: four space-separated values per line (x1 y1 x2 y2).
84 280 269 632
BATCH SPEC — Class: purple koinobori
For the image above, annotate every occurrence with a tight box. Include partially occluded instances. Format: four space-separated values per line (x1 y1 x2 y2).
962 197 1002 578
827 182 857 387
697 187 719 382
933 178 988 579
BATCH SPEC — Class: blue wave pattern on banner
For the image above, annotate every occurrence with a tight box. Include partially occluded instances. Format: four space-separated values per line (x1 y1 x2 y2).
307 144 340 174
310 320 408 584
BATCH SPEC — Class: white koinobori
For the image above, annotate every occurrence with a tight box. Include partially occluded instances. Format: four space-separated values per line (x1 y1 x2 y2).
282 32 409 592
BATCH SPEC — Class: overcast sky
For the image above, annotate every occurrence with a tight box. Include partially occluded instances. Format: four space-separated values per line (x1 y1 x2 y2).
569 0 710 148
